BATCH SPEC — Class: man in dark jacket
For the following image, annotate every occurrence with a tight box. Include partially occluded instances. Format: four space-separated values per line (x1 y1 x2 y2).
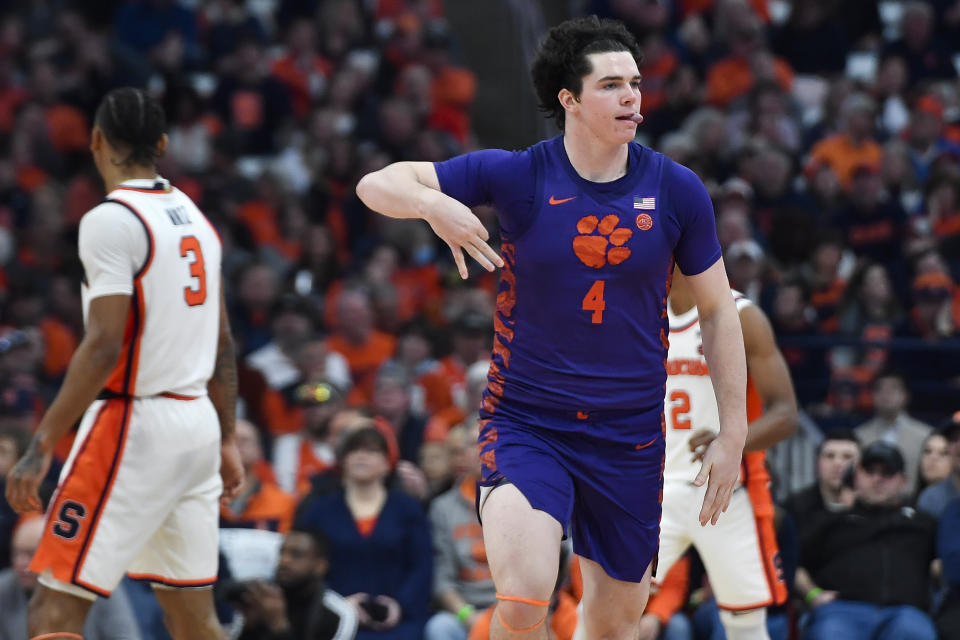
235 529 357 640
800 441 938 640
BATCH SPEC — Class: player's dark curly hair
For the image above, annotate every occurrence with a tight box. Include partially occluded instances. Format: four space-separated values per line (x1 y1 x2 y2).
530 16 643 130
94 87 166 167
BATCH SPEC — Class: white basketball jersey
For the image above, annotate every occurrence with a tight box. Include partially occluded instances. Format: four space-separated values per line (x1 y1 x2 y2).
663 291 752 483
79 177 222 397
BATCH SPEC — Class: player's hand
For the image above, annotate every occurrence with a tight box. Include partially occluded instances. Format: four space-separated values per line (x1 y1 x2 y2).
688 428 717 462
219 439 244 505
423 201 503 279
694 433 743 526
636 615 662 640
5 443 51 513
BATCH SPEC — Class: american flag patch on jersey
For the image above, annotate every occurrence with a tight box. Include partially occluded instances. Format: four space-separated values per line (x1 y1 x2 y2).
634 197 656 210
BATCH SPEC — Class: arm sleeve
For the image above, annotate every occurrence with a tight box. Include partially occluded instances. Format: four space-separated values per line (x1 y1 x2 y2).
434 149 536 237
429 500 458 600
938 498 960 590
395 499 434 619
78 203 149 299
664 161 722 277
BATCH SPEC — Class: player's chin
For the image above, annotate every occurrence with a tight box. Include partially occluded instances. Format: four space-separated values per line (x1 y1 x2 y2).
611 122 637 142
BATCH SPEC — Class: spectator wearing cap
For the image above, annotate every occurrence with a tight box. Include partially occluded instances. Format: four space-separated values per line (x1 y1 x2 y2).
917 415 960 519
855 371 934 494
273 379 347 496
799 441 938 640
326 288 397 407
806 93 882 192
221 419 297 533
295 426 433 640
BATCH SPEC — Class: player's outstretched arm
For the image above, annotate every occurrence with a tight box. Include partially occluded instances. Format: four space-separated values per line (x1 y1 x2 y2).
685 259 748 526
356 162 503 279
208 281 243 502
5 294 130 513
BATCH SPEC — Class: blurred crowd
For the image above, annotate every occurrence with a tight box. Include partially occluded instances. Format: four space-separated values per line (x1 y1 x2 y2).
0 0 958 638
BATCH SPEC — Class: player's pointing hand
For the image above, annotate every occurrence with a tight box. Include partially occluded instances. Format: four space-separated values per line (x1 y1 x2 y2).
694 432 742 526
423 201 503 280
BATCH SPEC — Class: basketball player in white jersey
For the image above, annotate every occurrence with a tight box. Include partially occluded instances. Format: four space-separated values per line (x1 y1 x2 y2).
5 87 242 640
656 267 797 640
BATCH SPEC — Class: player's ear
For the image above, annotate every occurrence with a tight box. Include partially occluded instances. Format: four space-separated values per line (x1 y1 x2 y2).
90 126 103 154
156 133 168 158
558 88 579 114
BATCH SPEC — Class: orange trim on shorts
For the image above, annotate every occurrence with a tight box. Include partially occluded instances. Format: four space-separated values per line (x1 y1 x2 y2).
29 399 133 596
496 606 547 633
127 573 217 588
496 594 550 607
716 598 774 612
30 633 84 640
159 392 199 401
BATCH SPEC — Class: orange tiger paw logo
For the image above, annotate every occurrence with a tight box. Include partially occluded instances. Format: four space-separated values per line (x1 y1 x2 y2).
573 214 633 268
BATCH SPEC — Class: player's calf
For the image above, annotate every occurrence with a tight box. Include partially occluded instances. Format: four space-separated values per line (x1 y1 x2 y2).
719 607 769 640
27 585 92 639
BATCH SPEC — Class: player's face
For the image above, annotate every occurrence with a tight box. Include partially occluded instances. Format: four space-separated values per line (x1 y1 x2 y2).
818 441 859 490
569 51 642 145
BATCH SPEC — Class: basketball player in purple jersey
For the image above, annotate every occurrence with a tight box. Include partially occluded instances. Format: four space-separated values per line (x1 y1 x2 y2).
357 17 747 640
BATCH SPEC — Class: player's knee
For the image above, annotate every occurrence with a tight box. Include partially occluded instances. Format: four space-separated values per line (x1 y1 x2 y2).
495 590 551 632
718 607 768 640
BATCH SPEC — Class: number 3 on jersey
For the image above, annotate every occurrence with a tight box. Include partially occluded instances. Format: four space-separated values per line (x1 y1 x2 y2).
582 280 606 324
668 390 691 430
180 236 206 306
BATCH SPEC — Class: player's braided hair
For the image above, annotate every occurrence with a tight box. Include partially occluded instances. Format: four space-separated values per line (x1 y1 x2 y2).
530 16 643 130
94 87 166 167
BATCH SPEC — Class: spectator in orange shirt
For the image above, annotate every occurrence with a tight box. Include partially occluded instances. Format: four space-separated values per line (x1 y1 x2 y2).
271 18 333 121
419 311 491 416
807 94 883 191
326 287 397 406
221 419 297 533
705 17 792 109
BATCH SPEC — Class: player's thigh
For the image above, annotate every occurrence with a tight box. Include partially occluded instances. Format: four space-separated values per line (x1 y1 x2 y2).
655 481 696 584
578 554 651 630
481 482 563 599
691 487 773 609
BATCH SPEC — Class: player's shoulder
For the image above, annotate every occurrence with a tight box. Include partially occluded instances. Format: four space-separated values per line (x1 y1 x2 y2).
654 150 702 189
79 199 148 237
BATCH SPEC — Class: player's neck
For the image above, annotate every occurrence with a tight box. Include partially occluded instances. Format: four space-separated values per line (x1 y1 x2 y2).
562 130 629 183
102 165 159 193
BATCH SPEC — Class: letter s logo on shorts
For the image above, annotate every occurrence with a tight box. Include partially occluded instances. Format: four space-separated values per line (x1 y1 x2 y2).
52 501 87 540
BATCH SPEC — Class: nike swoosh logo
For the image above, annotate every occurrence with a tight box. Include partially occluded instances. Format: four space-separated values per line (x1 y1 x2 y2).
635 437 658 450
549 196 577 205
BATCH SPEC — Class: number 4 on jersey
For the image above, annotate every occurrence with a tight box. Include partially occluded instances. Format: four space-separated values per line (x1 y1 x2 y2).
582 280 606 324
180 236 207 306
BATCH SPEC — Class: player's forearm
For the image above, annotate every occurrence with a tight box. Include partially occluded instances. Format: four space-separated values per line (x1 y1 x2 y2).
699 303 748 446
208 330 238 441
33 338 120 454
357 162 448 221
744 399 797 452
